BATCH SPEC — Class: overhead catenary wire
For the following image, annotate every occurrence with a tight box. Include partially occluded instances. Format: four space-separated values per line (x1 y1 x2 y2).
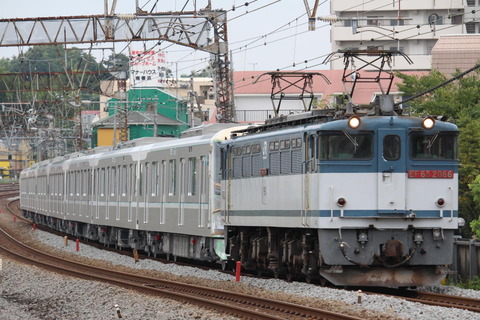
395 63 480 106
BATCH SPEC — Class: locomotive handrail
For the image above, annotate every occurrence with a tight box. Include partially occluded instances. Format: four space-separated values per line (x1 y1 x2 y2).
224 168 233 224
329 186 334 221
449 186 454 222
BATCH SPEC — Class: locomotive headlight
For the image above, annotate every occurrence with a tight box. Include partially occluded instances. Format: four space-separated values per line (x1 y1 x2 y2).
436 198 446 208
348 115 361 129
422 116 435 129
458 218 465 227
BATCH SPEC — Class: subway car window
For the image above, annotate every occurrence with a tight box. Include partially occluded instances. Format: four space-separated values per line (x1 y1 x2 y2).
319 133 373 160
383 135 401 161
410 132 458 160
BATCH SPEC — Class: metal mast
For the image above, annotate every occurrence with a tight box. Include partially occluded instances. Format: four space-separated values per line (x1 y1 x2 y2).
0 8 235 148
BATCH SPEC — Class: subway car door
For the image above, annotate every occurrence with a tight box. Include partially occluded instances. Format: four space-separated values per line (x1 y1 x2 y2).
377 129 407 213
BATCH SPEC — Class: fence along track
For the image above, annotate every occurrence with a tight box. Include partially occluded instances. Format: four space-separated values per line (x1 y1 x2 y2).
0 203 362 320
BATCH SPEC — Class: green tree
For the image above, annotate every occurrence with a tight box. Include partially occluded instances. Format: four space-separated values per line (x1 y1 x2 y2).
0 46 108 151
102 53 130 77
397 70 480 237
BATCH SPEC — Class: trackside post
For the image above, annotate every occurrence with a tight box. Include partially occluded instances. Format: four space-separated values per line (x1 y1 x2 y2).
235 261 241 282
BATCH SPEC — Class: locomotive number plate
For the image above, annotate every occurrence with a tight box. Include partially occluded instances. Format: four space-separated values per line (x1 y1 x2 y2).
407 170 454 179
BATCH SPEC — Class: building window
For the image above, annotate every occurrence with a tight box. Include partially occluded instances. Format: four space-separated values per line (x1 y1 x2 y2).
390 19 404 26
344 19 357 27
146 102 156 112
367 17 379 26
367 45 383 51
428 14 442 26
466 22 476 34
452 14 463 25
389 46 404 52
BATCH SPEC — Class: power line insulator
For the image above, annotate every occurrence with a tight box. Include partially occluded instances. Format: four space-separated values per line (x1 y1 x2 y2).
317 15 340 23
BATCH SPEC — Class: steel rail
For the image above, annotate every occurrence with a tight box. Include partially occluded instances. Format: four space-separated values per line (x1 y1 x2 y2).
363 287 480 313
1 200 362 320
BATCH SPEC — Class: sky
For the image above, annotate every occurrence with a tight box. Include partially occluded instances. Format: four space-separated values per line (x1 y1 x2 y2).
1 0 331 72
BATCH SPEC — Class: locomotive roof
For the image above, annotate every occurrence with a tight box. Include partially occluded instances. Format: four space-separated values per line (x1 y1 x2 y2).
226 116 458 144
319 116 458 132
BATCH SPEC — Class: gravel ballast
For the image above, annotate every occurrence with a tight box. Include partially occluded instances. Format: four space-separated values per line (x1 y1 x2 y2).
0 258 237 320
2 202 480 320
26 228 480 320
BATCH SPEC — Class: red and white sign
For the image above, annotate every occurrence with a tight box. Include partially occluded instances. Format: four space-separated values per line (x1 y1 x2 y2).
129 49 171 87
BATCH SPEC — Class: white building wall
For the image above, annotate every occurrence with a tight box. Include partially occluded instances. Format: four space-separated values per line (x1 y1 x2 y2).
332 0 464 11
234 95 322 122
330 0 470 70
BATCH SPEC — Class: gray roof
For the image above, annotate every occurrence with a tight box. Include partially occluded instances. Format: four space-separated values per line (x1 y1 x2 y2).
180 123 246 138
92 111 183 128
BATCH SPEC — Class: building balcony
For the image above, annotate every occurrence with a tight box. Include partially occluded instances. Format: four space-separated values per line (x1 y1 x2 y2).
330 53 432 71
332 24 464 42
332 0 464 12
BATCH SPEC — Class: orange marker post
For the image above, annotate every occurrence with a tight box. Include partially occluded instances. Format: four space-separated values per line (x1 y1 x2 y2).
75 239 80 252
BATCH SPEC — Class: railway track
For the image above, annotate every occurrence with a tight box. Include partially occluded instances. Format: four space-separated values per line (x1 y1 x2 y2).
3 184 480 317
0 200 363 320
0 183 19 199
364 287 480 313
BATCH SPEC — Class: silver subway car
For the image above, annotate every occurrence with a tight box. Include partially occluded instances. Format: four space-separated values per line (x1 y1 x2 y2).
20 125 244 262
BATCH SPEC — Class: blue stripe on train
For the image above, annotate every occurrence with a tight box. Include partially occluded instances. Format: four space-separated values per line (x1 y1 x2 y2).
226 209 458 218
318 162 458 174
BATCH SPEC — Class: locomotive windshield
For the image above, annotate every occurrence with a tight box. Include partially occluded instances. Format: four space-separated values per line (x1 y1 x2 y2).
318 132 373 160
410 132 458 160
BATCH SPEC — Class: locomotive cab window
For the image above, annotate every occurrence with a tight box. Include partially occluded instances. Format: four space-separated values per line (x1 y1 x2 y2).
319 132 373 160
410 132 458 160
383 135 401 161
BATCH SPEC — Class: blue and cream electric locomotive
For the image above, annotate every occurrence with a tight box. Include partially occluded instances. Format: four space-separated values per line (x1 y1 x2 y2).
222 96 461 286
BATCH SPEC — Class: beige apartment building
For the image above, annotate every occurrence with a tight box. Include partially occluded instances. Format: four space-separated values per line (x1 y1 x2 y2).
329 0 480 70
